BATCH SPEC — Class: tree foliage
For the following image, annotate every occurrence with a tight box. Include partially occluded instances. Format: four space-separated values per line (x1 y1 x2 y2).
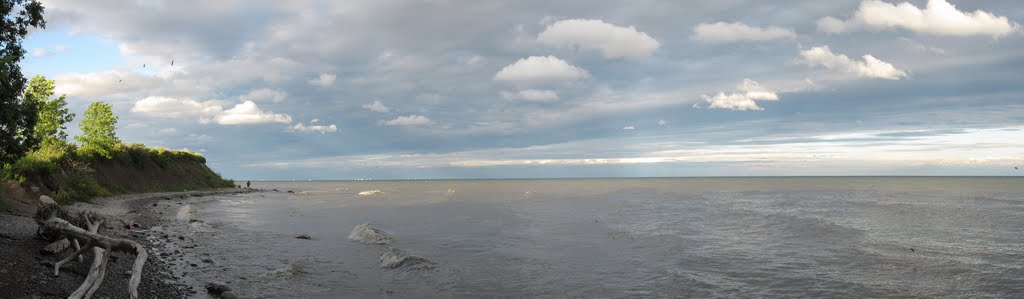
75 102 120 158
0 0 45 165
25 75 73 143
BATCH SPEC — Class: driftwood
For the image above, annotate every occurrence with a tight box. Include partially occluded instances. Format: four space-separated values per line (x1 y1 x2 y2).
35 204 148 299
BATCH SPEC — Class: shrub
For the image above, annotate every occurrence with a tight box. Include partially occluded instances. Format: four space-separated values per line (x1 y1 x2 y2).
11 140 72 177
53 175 111 203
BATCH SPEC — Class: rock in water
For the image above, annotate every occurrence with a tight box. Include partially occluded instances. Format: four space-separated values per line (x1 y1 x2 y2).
206 283 232 295
220 291 239 299
295 234 312 240
348 223 393 245
38 195 56 205
379 247 433 270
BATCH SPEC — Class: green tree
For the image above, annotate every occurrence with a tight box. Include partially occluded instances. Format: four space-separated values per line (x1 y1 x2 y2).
0 0 46 165
25 75 73 143
75 101 120 158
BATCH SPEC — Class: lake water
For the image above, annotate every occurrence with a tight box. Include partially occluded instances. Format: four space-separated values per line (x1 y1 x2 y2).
177 177 1024 298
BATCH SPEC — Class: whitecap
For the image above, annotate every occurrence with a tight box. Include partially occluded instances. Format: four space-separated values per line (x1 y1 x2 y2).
262 260 310 278
358 190 386 196
348 223 393 245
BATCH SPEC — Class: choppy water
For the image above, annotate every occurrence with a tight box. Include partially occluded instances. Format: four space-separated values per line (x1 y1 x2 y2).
179 177 1024 298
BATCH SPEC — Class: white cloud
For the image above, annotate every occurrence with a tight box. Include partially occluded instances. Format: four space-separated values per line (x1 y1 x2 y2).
501 89 559 102
239 88 287 103
692 22 796 43
213 101 292 125
309 73 337 87
537 19 660 58
800 46 907 80
700 79 780 111
291 122 338 134
31 45 70 57
623 126 636 130
131 96 223 118
817 0 1019 37
383 115 431 126
658 120 669 127
494 56 589 83
362 100 391 113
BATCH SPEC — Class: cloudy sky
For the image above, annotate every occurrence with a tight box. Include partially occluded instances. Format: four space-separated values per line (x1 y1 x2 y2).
21 0 1024 179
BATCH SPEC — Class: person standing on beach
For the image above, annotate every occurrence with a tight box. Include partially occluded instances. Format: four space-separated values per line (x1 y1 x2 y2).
246 181 251 189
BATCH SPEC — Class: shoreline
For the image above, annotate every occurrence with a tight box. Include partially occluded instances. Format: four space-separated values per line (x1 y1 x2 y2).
0 188 258 298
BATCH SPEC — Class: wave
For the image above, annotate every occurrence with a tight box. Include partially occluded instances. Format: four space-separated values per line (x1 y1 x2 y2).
348 223 393 245
262 259 311 278
358 190 386 196
379 247 433 270
295 190 329 195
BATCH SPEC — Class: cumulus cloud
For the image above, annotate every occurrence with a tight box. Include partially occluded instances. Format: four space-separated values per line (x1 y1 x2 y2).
799 46 907 80
383 115 431 126
700 79 780 111
537 19 660 58
494 56 588 83
501 89 559 102
132 97 292 125
213 101 292 125
309 73 337 87
239 88 287 103
817 0 1019 37
622 126 636 130
131 96 223 118
291 122 338 134
362 100 391 113
692 22 796 43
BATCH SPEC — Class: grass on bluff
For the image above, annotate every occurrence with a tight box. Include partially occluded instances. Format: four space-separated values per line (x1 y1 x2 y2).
3 141 233 204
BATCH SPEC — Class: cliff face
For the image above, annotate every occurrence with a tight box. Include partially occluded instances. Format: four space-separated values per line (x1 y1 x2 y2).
2 148 234 214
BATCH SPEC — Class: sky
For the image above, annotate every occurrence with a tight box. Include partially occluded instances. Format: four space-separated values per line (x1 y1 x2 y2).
18 0 1024 179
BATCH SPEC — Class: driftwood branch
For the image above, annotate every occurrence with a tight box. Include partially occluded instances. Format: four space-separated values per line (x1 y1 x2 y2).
36 207 148 299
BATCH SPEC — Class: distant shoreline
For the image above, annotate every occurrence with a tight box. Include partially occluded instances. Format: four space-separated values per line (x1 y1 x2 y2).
243 175 1024 182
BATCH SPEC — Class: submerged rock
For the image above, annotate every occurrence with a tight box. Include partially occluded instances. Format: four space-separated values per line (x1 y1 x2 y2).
295 234 312 240
379 247 433 270
206 283 232 295
348 223 393 245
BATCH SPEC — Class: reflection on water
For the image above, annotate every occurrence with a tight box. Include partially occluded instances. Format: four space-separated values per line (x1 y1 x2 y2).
182 178 1024 298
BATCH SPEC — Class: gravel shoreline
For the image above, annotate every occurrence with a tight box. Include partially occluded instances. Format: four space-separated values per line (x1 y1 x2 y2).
0 188 254 298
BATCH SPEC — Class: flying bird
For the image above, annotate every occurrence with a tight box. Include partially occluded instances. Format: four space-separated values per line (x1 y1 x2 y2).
171 60 174 66
1015 166 1019 170
118 79 122 83
142 64 146 68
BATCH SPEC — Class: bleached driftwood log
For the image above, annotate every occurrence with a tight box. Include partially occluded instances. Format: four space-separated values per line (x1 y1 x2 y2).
35 205 148 299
